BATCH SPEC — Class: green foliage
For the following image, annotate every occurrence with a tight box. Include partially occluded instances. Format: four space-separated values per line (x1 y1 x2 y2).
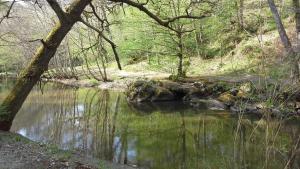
0 0 296 79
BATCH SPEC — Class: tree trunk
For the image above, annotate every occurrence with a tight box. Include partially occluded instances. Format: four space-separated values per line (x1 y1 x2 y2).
293 0 300 40
293 0 300 80
0 0 91 131
239 0 244 29
177 32 184 77
268 0 292 49
268 0 300 80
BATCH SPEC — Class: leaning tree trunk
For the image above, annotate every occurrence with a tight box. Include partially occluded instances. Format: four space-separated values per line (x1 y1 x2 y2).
0 0 91 131
268 0 300 80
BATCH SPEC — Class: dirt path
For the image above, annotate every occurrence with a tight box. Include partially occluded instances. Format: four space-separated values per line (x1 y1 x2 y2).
0 131 137 169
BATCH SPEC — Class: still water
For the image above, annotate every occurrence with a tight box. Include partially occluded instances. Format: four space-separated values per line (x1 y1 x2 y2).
1 79 300 169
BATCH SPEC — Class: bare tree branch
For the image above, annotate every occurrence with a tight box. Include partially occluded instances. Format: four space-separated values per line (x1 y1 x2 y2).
80 18 122 70
0 0 16 24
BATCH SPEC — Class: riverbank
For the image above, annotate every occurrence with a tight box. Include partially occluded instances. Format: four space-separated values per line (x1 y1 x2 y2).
0 131 137 169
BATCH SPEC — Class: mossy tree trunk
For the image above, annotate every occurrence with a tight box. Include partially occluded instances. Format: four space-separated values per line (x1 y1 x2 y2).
0 0 91 131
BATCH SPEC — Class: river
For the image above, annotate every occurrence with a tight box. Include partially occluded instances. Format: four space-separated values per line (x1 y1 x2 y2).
0 79 300 169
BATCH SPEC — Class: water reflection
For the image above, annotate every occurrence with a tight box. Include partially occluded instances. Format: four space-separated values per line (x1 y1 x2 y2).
2 82 299 169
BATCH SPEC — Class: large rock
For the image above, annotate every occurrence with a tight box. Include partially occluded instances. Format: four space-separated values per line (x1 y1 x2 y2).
161 81 191 98
127 80 177 102
151 87 175 101
183 88 208 101
127 80 211 102
127 80 238 110
127 80 157 102
206 82 231 96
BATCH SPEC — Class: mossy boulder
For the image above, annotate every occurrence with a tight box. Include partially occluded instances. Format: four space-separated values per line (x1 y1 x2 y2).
151 87 175 101
217 92 236 106
161 81 192 97
207 82 231 95
127 80 157 102
127 80 211 102
217 86 249 107
127 80 249 109
237 90 247 98
127 80 176 102
183 87 209 101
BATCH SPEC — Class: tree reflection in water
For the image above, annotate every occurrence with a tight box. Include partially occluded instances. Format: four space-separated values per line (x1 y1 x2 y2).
6 83 300 169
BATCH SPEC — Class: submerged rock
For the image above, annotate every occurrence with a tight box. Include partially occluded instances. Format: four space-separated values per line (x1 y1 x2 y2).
230 104 259 114
190 99 226 110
